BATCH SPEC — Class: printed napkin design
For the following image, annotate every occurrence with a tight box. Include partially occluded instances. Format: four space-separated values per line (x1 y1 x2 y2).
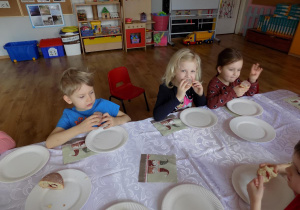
284 97 300 110
151 115 187 136
62 137 97 164
138 154 177 183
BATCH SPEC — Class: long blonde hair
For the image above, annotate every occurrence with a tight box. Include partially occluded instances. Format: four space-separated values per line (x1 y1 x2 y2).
162 48 201 88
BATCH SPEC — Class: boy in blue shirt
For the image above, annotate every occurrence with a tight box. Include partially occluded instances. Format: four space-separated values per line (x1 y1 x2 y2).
46 68 131 149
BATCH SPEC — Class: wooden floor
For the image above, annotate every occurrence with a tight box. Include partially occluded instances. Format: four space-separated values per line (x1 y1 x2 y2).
1 34 300 147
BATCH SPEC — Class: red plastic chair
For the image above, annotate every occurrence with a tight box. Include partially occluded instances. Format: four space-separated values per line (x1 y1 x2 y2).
108 67 150 113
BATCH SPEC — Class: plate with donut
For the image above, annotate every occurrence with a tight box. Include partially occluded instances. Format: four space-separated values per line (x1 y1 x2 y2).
25 169 91 210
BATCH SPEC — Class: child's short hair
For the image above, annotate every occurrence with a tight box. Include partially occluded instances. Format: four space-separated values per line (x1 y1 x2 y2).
294 140 300 156
216 48 243 71
162 48 201 88
59 67 94 96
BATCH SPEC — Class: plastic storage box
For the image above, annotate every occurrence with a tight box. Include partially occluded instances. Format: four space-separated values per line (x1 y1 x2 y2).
39 38 65 58
153 31 168 46
3 40 39 63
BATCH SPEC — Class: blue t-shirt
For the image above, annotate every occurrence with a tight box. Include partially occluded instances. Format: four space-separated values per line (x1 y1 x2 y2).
56 98 120 130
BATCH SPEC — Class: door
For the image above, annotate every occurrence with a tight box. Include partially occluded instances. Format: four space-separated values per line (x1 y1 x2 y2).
216 0 241 34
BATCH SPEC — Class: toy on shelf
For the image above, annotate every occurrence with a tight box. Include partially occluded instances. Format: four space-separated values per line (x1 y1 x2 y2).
140 12 147 22
90 21 101 34
77 10 87 21
110 12 119 18
125 18 132 23
80 23 94 37
183 31 214 45
102 7 110 19
131 34 140 44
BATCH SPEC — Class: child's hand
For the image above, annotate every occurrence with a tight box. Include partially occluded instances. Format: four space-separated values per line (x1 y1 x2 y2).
233 85 249 97
192 80 203 96
247 175 264 206
249 63 263 83
77 114 102 133
259 163 290 174
100 113 116 129
176 79 191 102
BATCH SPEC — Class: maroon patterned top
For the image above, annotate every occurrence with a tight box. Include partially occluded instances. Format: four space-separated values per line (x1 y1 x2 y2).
207 76 259 109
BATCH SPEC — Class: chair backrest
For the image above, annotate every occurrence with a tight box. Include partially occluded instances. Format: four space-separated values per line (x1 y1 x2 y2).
108 67 131 93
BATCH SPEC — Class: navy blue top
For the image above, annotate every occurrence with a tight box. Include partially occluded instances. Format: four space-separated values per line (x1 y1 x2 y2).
153 84 207 121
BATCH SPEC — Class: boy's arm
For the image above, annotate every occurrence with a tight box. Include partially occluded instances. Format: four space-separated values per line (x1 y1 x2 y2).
100 110 131 129
46 126 85 149
46 113 102 148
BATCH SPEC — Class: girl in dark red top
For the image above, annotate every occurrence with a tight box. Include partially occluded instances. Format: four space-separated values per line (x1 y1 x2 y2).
207 48 263 109
247 140 300 210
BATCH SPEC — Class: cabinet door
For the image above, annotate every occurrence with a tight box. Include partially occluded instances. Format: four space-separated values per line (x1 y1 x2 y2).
125 28 146 49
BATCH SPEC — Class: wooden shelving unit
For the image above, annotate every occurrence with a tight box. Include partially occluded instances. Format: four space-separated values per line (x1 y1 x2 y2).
75 2 123 53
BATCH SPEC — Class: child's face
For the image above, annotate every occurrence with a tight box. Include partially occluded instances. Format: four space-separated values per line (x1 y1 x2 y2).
286 153 300 194
173 60 197 85
217 60 243 85
64 84 96 111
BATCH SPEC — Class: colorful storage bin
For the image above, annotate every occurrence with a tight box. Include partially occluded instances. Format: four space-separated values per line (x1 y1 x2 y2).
153 31 168 46
3 40 39 63
39 38 65 58
83 36 122 45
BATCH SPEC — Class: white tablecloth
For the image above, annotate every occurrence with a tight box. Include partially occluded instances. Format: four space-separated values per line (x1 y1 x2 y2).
1 90 300 210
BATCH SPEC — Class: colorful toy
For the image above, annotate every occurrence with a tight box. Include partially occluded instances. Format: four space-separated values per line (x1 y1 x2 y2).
101 7 110 19
90 21 101 34
140 12 147 22
183 31 214 45
130 34 140 44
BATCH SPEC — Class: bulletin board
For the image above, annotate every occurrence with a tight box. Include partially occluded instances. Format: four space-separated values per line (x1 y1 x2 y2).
0 0 22 16
252 0 300 6
0 0 73 17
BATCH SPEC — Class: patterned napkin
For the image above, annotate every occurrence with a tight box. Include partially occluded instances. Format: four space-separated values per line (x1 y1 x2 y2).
151 115 187 136
138 154 177 183
284 96 300 110
62 137 97 164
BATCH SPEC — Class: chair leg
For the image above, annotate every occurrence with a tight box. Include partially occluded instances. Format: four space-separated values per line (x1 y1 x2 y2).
121 99 127 114
110 96 127 113
143 92 150 111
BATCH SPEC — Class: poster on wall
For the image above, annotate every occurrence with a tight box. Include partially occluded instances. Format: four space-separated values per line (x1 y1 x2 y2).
26 3 64 28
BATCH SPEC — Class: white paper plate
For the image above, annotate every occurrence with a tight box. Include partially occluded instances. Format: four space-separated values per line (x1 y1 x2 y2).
229 116 276 142
0 145 49 183
85 126 128 153
232 164 294 210
25 169 91 210
180 108 218 128
227 99 263 116
107 201 148 210
162 184 224 210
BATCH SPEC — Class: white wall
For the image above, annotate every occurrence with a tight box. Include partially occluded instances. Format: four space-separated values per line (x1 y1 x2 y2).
151 0 162 13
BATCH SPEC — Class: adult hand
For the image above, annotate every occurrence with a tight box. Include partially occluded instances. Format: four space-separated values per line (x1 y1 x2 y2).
192 80 204 96
249 63 263 83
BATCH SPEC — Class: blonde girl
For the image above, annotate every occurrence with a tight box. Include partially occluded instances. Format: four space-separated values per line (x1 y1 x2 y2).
153 48 206 121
